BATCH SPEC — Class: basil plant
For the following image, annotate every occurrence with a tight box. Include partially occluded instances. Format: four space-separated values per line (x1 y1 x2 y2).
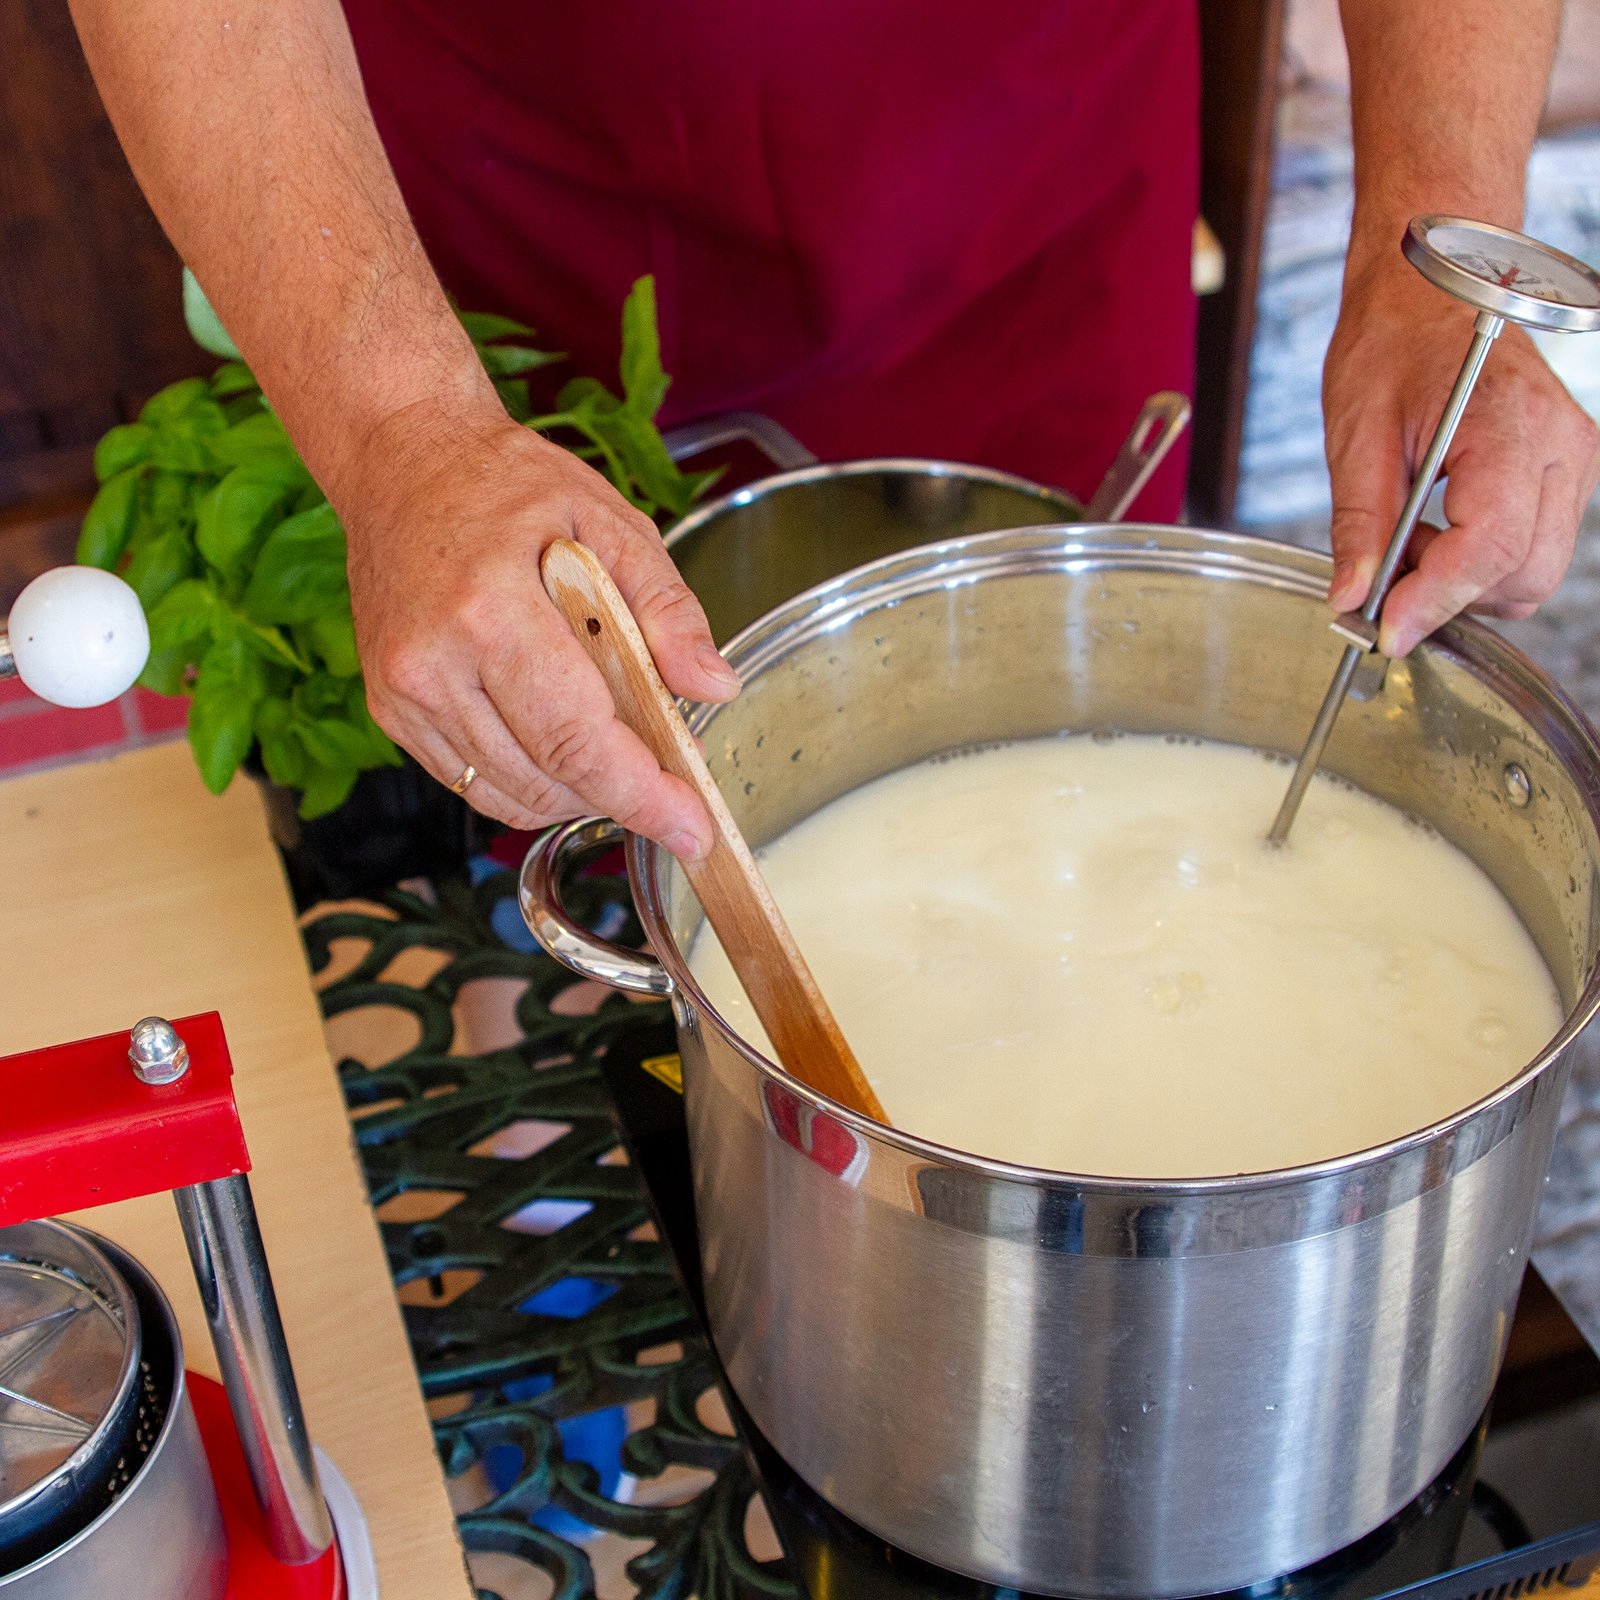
79 274 717 818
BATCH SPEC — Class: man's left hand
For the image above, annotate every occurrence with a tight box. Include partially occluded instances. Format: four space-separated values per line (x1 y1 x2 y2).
1323 263 1599 658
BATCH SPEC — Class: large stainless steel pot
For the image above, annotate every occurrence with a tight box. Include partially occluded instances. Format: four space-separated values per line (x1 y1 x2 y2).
660 397 1187 642
521 525 1600 1597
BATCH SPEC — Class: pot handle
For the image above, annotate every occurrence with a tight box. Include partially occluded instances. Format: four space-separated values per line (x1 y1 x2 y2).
1083 391 1192 522
519 818 674 996
659 411 819 472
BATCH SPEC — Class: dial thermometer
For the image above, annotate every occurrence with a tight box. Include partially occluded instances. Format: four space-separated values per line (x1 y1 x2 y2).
1268 216 1600 844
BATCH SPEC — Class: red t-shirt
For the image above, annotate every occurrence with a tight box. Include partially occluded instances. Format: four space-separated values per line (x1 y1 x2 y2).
341 1 1199 517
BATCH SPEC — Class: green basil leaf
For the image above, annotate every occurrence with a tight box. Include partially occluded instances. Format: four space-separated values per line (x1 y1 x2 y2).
344 680 403 766
94 424 153 483
301 607 360 677
76 468 142 568
211 411 305 477
195 468 294 581
243 621 309 672
146 578 218 656
210 363 260 399
147 430 220 476
139 377 211 427
294 714 371 769
124 528 196 611
188 696 254 794
221 395 266 428
555 376 619 416
619 274 670 417
459 310 538 342
296 760 359 819
146 471 193 527
169 393 227 436
256 730 305 790
183 267 243 361
254 697 305 789
479 343 566 377
292 670 347 721
138 650 187 696
254 694 292 737
243 502 347 624
600 407 689 514
188 635 265 794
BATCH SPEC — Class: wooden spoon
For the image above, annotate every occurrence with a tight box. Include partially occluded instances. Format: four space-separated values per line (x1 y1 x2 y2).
541 538 888 1124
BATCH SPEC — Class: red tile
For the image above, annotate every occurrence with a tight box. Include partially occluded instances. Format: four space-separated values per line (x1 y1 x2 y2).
0 701 127 771
130 688 192 735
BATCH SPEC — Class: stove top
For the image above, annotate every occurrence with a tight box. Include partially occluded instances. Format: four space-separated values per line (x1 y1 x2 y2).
599 1018 1600 1600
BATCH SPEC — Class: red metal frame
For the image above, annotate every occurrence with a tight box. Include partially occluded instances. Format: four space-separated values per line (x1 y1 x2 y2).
0 1014 346 1590
0 1012 250 1225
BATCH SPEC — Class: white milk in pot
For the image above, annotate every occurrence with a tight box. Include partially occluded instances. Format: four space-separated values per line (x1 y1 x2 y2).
686 734 1562 1177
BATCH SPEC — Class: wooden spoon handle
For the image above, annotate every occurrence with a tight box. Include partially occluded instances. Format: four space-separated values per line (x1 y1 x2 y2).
540 538 888 1124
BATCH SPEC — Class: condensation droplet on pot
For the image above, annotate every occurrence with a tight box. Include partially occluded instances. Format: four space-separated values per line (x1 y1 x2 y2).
1503 763 1532 808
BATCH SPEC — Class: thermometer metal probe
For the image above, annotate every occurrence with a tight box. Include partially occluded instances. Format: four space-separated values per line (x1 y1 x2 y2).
1268 216 1600 844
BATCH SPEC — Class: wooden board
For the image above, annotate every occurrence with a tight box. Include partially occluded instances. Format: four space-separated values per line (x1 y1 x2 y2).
0 739 471 1599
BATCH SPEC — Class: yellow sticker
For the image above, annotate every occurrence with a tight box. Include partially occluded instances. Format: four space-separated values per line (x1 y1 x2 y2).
640 1052 684 1094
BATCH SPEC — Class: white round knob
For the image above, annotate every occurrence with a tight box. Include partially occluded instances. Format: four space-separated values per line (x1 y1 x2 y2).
8 566 150 708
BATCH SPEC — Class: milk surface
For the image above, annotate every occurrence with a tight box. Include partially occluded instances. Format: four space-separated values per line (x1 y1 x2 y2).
686 735 1562 1177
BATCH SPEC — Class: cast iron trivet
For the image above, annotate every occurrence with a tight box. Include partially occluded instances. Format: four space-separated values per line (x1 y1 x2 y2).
303 866 797 1600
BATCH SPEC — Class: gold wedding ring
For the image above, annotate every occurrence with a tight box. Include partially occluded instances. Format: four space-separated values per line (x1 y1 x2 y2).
450 764 477 795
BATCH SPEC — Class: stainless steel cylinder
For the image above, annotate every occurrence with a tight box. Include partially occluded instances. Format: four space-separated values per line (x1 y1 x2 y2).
0 1229 226 1600
524 525 1600 1597
175 1175 333 1565
664 458 1079 644
0 1223 144 1569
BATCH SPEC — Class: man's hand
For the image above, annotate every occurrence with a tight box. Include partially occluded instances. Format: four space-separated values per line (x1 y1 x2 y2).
1332 0 1599 657
343 409 739 857
1324 262 1600 657
67 0 736 857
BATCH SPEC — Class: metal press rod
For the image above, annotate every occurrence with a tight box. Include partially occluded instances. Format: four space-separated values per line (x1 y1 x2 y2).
1267 309 1506 844
175 1173 336 1565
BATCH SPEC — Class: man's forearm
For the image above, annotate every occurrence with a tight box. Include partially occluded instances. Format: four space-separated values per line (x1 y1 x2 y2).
67 0 493 503
1339 0 1560 281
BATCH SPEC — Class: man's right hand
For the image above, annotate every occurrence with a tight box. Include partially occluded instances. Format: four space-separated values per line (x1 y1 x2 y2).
64 3 736 864
67 0 737 857
342 409 740 859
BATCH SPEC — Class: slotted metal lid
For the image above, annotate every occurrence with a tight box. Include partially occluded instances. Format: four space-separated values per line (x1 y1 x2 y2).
0 1222 140 1529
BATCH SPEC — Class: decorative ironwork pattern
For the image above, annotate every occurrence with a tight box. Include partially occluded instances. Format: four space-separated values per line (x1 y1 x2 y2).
303 866 798 1600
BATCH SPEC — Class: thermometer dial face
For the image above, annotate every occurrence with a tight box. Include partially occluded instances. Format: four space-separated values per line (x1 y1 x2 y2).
1404 217 1600 332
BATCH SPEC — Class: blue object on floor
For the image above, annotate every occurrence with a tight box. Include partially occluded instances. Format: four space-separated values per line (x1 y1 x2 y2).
473 853 632 955
479 1261 630 1537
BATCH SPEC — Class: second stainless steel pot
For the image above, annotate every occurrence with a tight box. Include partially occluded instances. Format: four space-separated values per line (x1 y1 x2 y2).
660 397 1187 642
522 525 1600 1597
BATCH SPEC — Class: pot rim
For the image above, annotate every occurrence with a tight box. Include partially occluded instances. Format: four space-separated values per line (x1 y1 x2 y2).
629 521 1600 1196
663 455 1084 549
